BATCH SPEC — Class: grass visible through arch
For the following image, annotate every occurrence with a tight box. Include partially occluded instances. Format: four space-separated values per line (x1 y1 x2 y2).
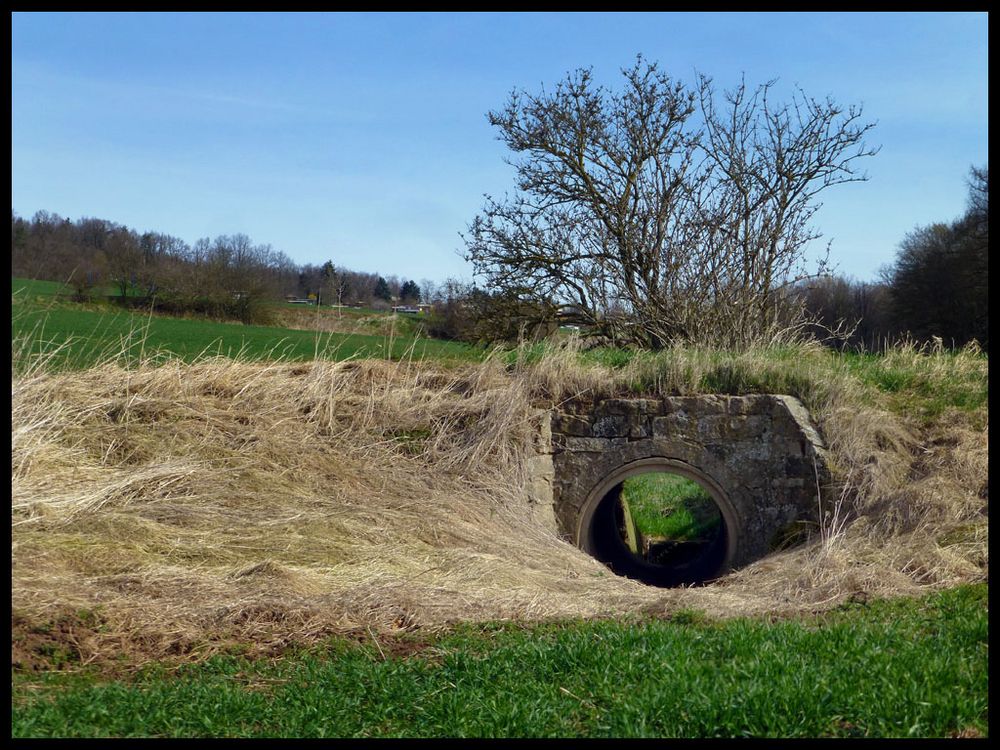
621 473 721 541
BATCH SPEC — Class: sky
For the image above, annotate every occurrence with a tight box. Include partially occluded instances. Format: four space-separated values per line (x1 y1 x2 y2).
11 12 989 286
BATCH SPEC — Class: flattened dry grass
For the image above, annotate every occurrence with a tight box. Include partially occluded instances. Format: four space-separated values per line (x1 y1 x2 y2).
12 350 667 665
11 336 988 667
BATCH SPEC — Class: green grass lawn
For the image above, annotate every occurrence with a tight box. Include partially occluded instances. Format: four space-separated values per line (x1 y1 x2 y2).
12 276 79 299
840 350 989 423
621 473 721 541
12 278 481 369
11 275 146 300
575 342 988 428
11 584 987 738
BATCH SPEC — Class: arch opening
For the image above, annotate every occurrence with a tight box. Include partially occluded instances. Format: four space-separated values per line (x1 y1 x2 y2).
578 459 738 588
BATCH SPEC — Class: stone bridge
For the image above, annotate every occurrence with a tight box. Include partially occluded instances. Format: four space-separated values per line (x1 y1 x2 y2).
526 394 831 585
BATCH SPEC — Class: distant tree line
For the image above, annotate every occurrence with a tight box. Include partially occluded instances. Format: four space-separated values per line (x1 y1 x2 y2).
10 162 986 350
10 210 435 324
794 165 988 352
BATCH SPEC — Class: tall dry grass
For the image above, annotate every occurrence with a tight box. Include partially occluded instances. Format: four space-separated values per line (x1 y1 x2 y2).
11 334 988 666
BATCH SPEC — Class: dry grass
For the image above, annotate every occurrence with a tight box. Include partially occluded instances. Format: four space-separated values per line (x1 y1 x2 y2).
10 337 988 667
271 305 417 338
12 349 664 665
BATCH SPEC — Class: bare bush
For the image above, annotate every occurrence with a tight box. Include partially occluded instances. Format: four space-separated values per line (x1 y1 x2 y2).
465 57 878 350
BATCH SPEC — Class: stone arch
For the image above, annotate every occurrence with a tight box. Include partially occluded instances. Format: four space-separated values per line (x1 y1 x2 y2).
576 456 739 575
525 394 832 580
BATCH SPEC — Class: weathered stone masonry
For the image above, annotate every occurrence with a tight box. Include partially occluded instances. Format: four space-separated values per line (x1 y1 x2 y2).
526 394 831 571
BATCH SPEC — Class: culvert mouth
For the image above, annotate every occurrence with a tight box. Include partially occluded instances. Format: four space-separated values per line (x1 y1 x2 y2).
577 459 738 588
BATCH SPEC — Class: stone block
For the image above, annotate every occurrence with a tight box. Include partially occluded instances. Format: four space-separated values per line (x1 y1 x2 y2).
635 398 665 415
551 413 592 437
594 398 640 417
556 436 614 452
652 413 692 436
530 409 553 453
591 414 630 438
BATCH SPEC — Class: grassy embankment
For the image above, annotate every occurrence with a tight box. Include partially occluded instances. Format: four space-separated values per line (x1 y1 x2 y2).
11 276 988 737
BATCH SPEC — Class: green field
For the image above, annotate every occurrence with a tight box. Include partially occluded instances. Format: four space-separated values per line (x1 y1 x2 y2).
840 350 989 423
11 277 77 298
12 277 481 369
11 585 987 738
10 276 144 300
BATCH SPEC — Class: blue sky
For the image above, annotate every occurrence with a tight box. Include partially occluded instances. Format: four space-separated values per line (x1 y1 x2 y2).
11 12 988 285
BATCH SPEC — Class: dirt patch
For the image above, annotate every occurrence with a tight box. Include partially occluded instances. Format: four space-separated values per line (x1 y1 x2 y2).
11 609 446 674
12 612 102 672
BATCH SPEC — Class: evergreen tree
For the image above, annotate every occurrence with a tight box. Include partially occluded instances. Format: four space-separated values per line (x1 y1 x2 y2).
374 276 392 302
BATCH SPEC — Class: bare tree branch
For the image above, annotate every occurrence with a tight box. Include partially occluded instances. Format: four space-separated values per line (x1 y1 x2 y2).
465 57 878 349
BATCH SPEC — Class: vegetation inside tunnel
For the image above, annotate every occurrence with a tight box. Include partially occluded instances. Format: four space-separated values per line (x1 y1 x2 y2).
588 473 729 588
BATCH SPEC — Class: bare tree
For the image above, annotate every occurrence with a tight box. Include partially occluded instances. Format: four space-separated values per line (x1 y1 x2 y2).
105 227 142 299
464 57 878 349
319 260 349 312
419 278 439 305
